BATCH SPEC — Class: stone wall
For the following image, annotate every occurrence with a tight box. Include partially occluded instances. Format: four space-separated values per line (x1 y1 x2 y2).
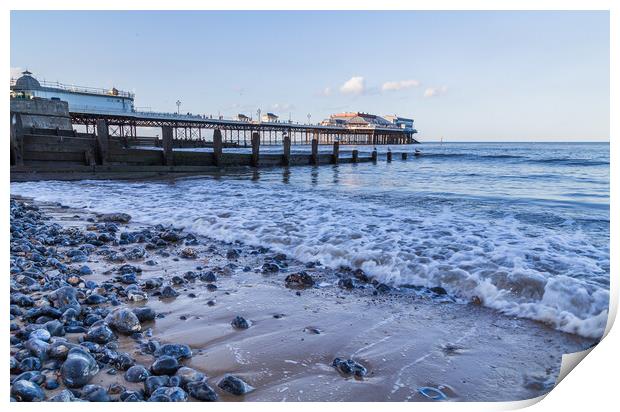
10 97 73 131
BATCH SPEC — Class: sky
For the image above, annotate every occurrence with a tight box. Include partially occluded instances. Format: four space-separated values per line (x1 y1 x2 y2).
10 10 610 141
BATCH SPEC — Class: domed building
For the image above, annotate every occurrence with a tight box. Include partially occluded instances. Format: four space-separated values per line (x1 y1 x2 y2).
10 70 135 114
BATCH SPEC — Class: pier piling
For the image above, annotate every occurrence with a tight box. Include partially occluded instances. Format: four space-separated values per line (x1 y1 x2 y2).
95 120 109 165
352 149 359 163
371 149 377 163
251 132 260 167
282 134 291 166
402 152 408 160
162 126 174 166
213 129 223 167
332 142 339 164
387 149 392 163
311 138 319 165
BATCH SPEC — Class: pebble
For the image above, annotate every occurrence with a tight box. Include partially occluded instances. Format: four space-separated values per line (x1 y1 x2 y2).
217 375 255 395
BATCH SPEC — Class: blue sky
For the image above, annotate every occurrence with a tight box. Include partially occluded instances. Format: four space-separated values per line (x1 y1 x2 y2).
11 10 609 141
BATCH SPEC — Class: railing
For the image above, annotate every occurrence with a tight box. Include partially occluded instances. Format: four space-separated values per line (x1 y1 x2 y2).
10 78 134 99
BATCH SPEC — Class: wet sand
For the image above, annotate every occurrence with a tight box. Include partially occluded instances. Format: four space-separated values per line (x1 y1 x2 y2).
13 198 595 402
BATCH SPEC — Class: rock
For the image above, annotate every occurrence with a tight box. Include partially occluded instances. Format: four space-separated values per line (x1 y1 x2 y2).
144 375 170 396
49 286 81 314
49 389 76 402
199 272 217 283
338 278 355 290
375 283 391 293
284 272 315 289
226 249 240 259
430 286 447 295
187 379 219 401
151 355 179 375
150 386 188 402
180 248 197 259
124 365 150 383
176 366 205 387
11 380 46 401
160 285 179 299
154 343 192 360
98 213 131 223
106 308 141 334
19 357 42 372
29 328 51 342
160 231 180 242
261 262 280 274
81 384 111 401
84 294 107 305
133 307 156 322
217 375 255 395
84 324 117 344
61 348 100 388
231 316 251 330
24 338 50 361
332 357 367 377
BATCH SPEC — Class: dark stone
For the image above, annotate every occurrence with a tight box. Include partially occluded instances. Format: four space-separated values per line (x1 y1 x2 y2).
285 272 315 289
332 357 368 377
98 213 131 223
375 283 391 293
217 375 255 396
133 307 156 322
81 384 111 401
430 286 448 295
11 380 46 401
338 278 355 290
261 262 280 274
49 389 76 402
187 379 218 401
84 324 116 344
144 375 170 396
154 343 192 360
61 348 100 388
160 285 179 299
175 366 205 387
150 386 188 402
231 316 251 330
125 365 150 383
106 308 141 334
151 355 179 375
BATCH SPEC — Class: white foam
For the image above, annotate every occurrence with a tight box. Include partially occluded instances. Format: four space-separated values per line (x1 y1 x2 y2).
11 177 609 338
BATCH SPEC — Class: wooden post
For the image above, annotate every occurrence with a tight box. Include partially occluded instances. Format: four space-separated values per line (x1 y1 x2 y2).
387 149 392 162
10 112 24 166
352 149 359 163
162 126 174 166
251 132 260 167
332 141 339 164
371 149 378 163
310 138 318 165
402 152 408 160
282 134 291 166
213 129 223 166
95 119 109 165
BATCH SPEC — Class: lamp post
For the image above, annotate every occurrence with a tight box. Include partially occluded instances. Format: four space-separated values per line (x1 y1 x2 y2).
176 100 181 115
257 108 262 123
307 113 311 125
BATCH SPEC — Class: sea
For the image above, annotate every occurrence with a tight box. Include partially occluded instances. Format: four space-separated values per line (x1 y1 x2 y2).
11 142 610 339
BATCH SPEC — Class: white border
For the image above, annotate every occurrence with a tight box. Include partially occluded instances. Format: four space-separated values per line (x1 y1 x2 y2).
3 1 616 411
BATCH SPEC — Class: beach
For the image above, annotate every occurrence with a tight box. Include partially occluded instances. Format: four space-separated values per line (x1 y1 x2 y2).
9 193 596 401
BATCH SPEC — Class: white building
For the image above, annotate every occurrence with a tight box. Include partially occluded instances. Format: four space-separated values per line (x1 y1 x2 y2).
10 71 135 115
261 112 278 123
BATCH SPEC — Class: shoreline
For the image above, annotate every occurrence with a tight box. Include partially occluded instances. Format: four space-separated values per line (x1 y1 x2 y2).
10 196 596 402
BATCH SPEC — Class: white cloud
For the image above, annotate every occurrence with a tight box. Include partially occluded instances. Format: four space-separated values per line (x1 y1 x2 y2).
340 76 365 95
382 79 420 92
424 86 448 98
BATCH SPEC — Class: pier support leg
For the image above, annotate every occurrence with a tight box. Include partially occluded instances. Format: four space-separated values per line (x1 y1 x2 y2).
95 119 109 165
213 129 223 167
387 149 392 163
251 132 260 167
282 134 291 166
352 149 359 163
371 149 378 163
402 152 408 160
332 141 339 164
311 138 319 165
162 126 174 166
10 113 24 166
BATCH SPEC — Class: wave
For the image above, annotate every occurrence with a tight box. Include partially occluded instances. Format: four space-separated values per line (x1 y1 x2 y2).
11 178 610 339
419 152 608 167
